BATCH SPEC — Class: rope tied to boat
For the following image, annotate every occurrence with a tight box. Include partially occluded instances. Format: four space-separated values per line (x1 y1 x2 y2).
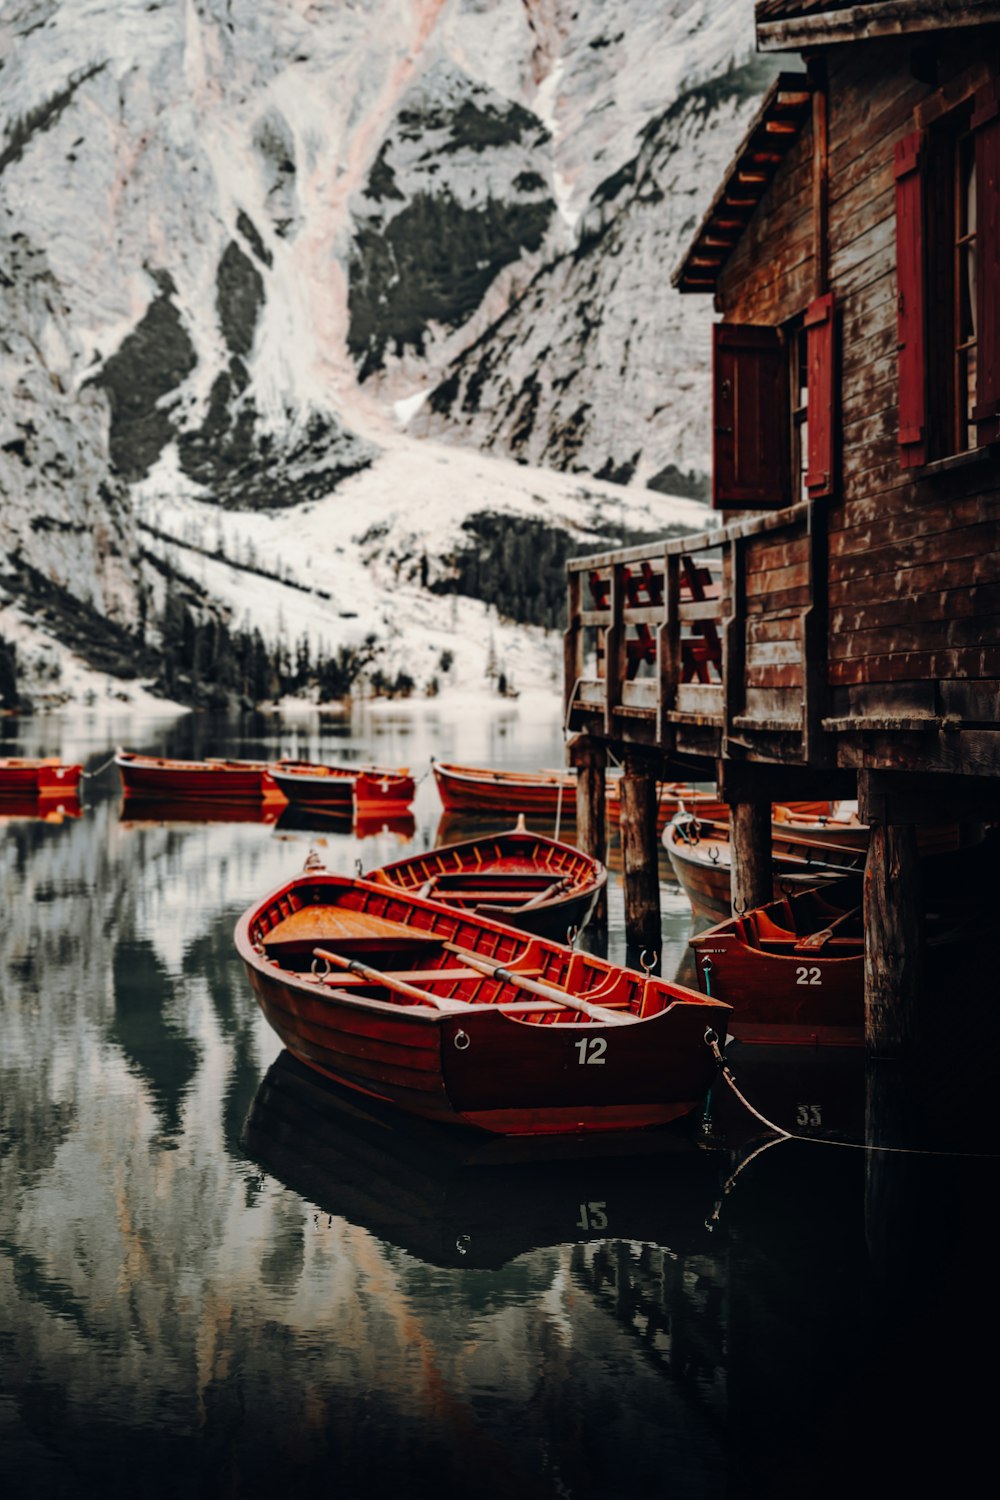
701 1028 1000 1161
703 1029 791 1139
80 752 119 780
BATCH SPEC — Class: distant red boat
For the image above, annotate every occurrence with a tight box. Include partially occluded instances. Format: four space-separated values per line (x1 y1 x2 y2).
235 859 729 1136
367 824 606 941
115 751 284 804
431 760 728 827
688 880 864 1046
269 761 415 813
0 756 83 798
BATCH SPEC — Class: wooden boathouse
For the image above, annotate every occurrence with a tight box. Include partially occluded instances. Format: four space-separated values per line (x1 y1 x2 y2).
564 1 1000 1055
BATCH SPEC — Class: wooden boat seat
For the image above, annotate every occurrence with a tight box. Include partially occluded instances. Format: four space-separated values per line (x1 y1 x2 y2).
325 966 545 988
755 936 861 954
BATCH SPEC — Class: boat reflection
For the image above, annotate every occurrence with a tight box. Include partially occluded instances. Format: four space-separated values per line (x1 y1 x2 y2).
275 804 416 840
118 794 283 826
0 793 83 823
242 1050 724 1270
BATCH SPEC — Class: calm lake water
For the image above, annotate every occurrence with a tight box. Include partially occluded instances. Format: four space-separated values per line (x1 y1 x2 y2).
1 702 993 1499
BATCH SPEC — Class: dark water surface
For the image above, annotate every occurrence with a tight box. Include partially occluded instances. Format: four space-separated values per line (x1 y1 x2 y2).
1 706 994 1498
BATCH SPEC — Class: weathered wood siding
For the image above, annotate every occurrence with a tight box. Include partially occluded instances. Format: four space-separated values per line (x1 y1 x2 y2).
717 35 1000 738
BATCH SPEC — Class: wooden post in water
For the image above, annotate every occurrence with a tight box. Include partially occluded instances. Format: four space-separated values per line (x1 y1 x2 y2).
729 801 771 916
620 749 661 958
863 818 922 1057
569 735 608 932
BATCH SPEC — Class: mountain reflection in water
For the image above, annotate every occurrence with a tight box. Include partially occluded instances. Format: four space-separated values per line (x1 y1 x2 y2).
0 710 994 1499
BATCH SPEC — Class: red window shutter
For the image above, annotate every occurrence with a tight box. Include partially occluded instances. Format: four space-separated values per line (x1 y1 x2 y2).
804 291 836 498
972 79 1000 446
894 130 927 468
712 323 790 510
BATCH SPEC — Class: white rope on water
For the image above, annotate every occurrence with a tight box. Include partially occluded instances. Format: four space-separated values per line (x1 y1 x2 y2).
703 1029 1000 1161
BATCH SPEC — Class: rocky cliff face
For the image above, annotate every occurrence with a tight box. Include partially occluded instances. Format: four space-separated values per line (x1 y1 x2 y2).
0 0 775 706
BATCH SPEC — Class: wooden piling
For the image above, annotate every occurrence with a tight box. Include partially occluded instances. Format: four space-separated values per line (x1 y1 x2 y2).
620 749 661 958
863 819 922 1057
569 736 608 932
729 801 771 916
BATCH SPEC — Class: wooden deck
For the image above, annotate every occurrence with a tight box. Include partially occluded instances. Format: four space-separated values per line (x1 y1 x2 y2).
564 501 831 774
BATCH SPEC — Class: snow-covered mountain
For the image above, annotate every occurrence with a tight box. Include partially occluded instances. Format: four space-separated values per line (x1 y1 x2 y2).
0 0 777 710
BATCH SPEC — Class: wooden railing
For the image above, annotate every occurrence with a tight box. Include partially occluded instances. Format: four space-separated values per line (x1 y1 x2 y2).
564 501 822 760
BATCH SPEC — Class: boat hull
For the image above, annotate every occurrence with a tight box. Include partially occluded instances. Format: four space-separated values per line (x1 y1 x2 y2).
116 753 282 804
269 763 415 812
0 758 83 798
235 869 729 1136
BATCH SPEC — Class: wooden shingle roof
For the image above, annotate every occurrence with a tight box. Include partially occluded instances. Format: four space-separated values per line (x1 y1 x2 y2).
672 73 812 295
756 1 1000 51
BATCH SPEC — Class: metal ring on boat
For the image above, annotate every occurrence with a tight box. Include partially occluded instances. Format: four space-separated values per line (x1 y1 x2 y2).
708 845 719 863
311 955 331 979
455 1235 470 1256
704 1028 718 1047
453 1029 470 1051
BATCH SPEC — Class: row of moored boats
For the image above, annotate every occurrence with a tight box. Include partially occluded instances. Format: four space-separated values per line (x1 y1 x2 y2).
3 750 982 1138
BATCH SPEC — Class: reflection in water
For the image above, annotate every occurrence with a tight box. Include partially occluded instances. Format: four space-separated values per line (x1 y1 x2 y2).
243 1051 723 1270
0 708 994 1496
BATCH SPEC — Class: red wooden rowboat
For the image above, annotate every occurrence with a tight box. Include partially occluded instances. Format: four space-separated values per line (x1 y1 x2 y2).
688 879 864 1046
663 815 866 924
366 824 607 941
234 856 730 1136
268 761 415 813
0 756 83 798
115 750 285 804
431 759 728 827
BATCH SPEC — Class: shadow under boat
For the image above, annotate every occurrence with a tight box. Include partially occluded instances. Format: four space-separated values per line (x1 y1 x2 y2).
241 1050 725 1270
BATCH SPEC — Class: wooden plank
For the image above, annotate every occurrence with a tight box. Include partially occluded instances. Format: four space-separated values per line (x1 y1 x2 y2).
829 549 1000 607
828 518 1000 585
746 661 804 688
830 582 1000 634
829 645 1000 686
829 613 1000 661
828 493 991 558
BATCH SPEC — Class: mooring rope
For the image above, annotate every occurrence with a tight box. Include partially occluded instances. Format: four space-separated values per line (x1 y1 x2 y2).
703 1029 1000 1160
80 752 119 780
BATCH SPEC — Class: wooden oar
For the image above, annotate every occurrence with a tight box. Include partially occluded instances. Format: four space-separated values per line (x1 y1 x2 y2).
442 943 633 1025
794 904 863 952
313 947 471 1009
515 876 572 911
311 947 563 1015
